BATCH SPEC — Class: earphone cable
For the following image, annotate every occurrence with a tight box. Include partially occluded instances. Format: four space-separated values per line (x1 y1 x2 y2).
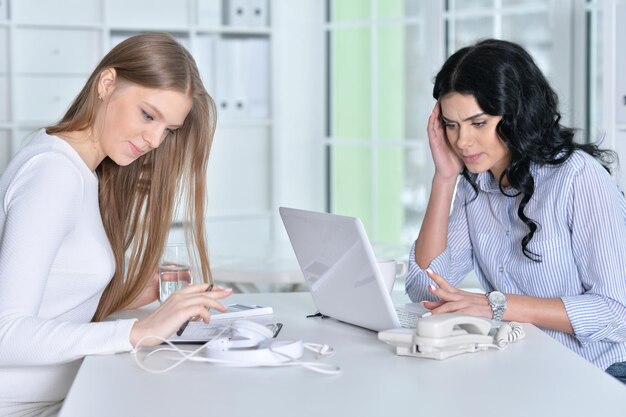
131 322 341 375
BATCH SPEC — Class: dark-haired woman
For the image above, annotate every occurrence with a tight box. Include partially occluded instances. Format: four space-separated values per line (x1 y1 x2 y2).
405 39 626 382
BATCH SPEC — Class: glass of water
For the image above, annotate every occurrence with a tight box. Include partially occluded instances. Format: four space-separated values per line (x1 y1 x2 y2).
159 243 193 303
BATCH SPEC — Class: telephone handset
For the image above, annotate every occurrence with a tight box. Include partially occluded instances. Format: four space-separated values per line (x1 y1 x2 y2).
378 312 524 360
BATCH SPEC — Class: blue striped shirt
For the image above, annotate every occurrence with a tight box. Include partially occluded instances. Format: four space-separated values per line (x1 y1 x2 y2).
406 150 626 370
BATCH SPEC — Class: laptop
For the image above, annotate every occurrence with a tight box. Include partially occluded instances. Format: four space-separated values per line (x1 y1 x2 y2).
279 207 425 332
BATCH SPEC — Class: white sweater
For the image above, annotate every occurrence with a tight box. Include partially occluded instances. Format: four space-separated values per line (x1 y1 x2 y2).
0 130 136 405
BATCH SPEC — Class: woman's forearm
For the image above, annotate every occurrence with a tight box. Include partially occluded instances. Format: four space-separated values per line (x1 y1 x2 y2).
506 294 573 333
414 175 457 269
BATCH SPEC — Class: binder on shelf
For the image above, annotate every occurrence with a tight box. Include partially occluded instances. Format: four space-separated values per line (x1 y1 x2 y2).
248 0 269 27
244 38 270 119
215 38 237 120
197 0 222 27
215 37 270 121
223 0 248 27
222 0 268 27
231 39 248 119
194 35 215 94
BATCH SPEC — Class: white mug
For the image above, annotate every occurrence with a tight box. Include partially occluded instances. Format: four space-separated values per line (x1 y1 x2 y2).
376 259 407 294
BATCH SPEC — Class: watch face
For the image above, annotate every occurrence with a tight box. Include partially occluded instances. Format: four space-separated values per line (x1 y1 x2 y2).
489 291 506 305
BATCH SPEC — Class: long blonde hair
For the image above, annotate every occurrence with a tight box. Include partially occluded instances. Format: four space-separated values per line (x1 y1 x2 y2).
46 33 216 321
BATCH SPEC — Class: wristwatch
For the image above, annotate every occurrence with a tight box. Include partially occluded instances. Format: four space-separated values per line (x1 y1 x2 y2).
486 291 507 321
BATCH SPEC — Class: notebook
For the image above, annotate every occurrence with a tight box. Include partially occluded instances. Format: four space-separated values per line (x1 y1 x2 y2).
279 207 426 332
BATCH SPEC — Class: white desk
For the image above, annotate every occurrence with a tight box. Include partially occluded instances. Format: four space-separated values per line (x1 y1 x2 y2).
60 293 625 417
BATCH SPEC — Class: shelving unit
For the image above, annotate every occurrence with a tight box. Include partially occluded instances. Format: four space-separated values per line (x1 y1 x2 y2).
0 0 328 271
0 0 282 247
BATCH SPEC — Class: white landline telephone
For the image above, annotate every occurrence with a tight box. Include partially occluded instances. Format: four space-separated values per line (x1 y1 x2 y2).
378 312 525 360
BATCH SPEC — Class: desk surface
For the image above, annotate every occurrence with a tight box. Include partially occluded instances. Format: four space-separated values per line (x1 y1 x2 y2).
60 292 625 417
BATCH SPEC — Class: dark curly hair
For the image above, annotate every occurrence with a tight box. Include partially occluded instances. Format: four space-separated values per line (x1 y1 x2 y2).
433 38 616 262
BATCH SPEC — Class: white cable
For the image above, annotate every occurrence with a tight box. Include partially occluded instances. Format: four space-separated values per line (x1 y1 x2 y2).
494 322 525 348
131 325 231 374
131 323 341 375
477 322 527 351
184 355 342 375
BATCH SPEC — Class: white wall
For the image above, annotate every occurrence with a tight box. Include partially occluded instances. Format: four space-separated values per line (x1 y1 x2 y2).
603 0 626 190
271 0 325 241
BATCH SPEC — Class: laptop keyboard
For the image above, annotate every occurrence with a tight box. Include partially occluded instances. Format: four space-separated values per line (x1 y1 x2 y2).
395 307 421 328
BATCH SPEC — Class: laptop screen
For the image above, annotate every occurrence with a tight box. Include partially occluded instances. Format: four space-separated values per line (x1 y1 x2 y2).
279 207 402 331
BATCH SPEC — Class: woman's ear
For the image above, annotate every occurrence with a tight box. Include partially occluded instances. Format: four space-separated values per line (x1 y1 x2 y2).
97 68 117 100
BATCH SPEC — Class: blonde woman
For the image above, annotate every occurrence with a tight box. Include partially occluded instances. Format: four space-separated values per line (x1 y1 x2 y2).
0 33 231 415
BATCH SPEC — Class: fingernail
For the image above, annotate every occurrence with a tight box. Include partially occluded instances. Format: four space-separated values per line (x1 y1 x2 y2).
421 312 432 318
429 284 436 291
426 268 433 275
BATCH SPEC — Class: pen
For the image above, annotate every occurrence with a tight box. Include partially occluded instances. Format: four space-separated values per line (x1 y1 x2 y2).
176 283 214 336
272 323 283 338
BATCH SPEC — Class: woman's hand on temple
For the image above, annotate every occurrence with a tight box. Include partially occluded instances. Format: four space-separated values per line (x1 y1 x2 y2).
421 269 492 319
129 284 232 347
428 102 463 181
